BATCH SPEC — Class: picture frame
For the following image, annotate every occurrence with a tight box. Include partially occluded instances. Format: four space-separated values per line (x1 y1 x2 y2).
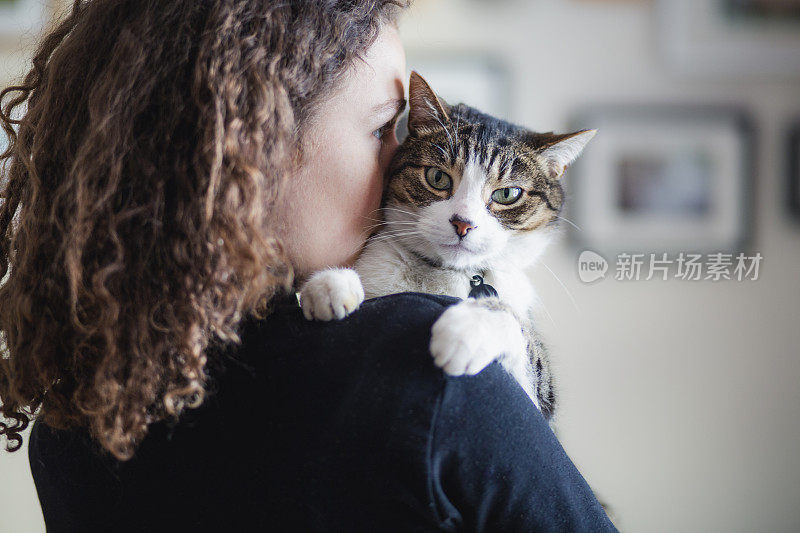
658 0 800 77
565 106 755 256
789 120 800 221
0 0 48 41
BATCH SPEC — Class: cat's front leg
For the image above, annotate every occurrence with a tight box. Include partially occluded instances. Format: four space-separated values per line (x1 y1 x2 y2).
430 298 527 376
430 297 556 418
299 268 365 321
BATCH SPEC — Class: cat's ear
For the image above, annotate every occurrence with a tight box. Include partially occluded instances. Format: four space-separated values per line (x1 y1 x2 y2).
528 129 597 179
407 71 450 135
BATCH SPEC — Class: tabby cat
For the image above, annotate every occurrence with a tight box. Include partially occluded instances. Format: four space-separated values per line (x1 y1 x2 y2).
299 72 595 420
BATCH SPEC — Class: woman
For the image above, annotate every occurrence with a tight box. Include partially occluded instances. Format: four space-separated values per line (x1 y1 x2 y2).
0 1 616 530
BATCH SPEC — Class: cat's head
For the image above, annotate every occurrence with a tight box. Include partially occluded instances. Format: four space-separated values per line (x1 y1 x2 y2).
382 71 595 271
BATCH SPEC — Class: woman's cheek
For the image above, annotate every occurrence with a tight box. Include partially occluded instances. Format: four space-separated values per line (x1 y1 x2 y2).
347 152 380 239
334 138 384 240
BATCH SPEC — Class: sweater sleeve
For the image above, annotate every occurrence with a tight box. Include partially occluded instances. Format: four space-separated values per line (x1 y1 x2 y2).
427 362 618 532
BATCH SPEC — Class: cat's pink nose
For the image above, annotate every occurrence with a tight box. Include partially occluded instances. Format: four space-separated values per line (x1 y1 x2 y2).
451 217 476 238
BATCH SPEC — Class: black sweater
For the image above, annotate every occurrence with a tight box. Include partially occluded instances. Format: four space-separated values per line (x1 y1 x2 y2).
28 292 616 532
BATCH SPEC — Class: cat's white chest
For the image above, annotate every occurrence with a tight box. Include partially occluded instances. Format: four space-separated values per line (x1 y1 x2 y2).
355 238 536 318
482 267 536 318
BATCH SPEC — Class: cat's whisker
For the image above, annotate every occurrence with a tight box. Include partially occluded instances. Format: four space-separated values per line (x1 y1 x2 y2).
361 220 417 231
362 226 389 235
375 218 418 225
364 207 397 222
361 219 388 227
369 225 423 234
370 229 424 237
354 223 418 249
381 206 421 219
358 216 415 232
430 111 455 155
381 205 417 215
554 215 582 232
369 231 425 243
372 225 418 233
538 259 579 312
370 224 417 234
538 301 557 329
370 229 425 238
431 143 448 160
347 231 375 261
356 227 383 243
454 113 462 155
360 216 388 223
378 218 419 228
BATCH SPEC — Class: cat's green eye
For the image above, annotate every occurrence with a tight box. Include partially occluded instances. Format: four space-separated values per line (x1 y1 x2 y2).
425 167 452 191
491 187 523 205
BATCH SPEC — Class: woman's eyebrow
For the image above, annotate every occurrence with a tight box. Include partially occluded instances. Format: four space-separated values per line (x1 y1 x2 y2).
371 97 407 119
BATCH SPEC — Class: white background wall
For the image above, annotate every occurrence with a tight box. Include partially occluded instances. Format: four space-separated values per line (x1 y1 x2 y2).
400 1 800 531
1 0 799 531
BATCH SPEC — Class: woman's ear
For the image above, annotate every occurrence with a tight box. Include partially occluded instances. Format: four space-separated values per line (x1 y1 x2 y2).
407 71 450 136
528 129 597 179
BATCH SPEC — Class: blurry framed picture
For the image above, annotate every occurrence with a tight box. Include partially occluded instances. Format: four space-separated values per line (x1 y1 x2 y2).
789 121 800 221
566 106 754 255
0 0 48 39
658 0 800 77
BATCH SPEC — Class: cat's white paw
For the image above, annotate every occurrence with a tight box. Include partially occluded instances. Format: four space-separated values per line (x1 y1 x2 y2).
430 300 526 376
299 268 365 321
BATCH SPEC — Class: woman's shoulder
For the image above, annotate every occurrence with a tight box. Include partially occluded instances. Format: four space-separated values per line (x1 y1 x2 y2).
239 291 530 413
240 291 461 373
261 290 461 329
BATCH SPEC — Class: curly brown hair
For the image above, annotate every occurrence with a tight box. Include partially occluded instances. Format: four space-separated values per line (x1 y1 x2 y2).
0 0 407 460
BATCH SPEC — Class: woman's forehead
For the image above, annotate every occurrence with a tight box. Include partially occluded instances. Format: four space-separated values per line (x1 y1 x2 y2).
325 24 406 121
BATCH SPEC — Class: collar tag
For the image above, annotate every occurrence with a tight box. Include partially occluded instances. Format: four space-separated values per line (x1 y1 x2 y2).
468 274 498 299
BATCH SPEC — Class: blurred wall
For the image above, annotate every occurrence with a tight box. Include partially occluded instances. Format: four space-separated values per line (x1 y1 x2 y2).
1 0 799 532
0 0 62 528
399 0 800 531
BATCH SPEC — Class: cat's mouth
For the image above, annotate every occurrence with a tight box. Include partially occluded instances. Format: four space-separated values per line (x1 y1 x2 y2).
435 241 492 269
439 241 481 255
